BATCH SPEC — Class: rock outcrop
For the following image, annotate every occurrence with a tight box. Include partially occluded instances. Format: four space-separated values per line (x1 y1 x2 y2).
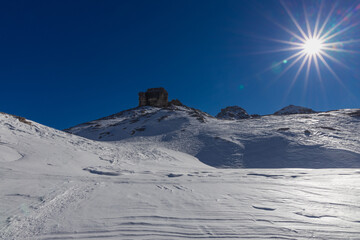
274 105 316 115
216 106 250 120
139 88 169 107
169 99 183 106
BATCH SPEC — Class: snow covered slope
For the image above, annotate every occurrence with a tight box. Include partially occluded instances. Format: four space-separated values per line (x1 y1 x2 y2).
1 112 360 239
66 105 360 168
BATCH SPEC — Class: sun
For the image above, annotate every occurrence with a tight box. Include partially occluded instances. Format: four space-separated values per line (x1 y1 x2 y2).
303 38 323 55
262 0 360 86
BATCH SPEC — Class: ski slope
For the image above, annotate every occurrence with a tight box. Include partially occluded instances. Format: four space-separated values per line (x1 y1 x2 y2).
1 111 360 239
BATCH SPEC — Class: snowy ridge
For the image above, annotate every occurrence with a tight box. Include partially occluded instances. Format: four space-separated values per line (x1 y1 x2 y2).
67 107 360 168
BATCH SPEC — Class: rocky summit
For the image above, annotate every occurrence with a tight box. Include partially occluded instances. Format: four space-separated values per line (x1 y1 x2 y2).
216 106 250 120
138 87 169 107
274 105 316 115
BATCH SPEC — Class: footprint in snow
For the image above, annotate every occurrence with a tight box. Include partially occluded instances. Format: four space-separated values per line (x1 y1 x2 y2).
83 168 120 176
167 173 183 178
252 205 276 211
247 173 284 178
295 212 336 219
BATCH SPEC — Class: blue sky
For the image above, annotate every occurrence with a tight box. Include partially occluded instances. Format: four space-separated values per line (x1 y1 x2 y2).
1 0 360 129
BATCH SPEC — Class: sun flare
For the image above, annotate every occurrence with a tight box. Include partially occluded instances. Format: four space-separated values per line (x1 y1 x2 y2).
263 0 360 87
303 38 323 55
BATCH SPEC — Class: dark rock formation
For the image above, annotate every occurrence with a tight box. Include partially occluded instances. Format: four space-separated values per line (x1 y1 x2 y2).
169 99 183 106
348 110 360 117
274 105 316 115
0 112 32 125
139 88 168 107
250 114 261 119
216 106 250 120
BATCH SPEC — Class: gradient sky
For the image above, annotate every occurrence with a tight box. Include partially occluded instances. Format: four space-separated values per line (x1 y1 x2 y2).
1 0 360 129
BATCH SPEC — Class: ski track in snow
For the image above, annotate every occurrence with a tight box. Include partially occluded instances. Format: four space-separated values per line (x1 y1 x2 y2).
1 169 360 239
0 180 96 240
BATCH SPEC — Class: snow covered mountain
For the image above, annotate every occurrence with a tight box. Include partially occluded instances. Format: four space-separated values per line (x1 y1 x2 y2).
1 111 360 239
66 104 360 168
274 104 316 115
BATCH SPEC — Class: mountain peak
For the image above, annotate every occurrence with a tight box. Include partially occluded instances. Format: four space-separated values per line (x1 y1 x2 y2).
274 105 316 115
216 106 250 120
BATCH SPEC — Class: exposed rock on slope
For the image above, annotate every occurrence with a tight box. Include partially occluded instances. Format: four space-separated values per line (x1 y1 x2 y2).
216 106 250 120
274 105 316 115
349 109 360 117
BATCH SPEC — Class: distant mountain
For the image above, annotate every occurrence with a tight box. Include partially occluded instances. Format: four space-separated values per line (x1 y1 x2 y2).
274 105 316 115
216 106 250 120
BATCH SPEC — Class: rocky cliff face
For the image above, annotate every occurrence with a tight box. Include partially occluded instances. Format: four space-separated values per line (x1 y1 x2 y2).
139 88 169 107
216 106 250 120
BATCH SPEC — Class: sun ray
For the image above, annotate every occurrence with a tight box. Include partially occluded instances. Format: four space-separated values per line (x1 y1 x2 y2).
320 17 349 41
280 0 308 41
303 0 312 39
321 47 360 54
283 50 305 62
319 3 359 40
317 53 343 85
314 52 328 103
293 54 308 83
301 54 313 103
284 54 309 100
305 54 312 84
277 52 307 79
265 38 304 46
313 53 322 82
313 0 324 38
315 3 337 39
321 22 360 42
301 54 312 97
272 20 306 42
322 39 360 46
317 53 357 102
256 51 306 77
252 46 304 55
320 50 349 69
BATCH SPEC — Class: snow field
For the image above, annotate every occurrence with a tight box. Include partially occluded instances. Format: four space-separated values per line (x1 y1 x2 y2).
1 110 360 239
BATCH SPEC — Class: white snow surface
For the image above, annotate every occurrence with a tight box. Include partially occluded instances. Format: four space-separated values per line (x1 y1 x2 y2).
1 109 360 239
